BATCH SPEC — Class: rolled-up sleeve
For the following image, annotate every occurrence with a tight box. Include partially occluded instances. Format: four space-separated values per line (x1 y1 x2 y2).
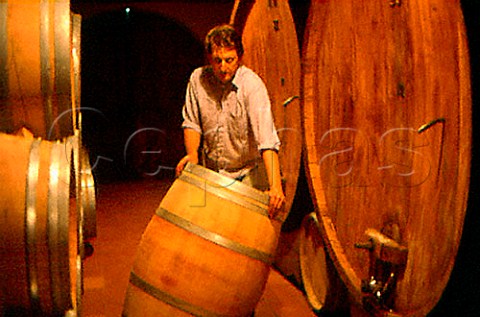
181 76 202 134
246 79 280 152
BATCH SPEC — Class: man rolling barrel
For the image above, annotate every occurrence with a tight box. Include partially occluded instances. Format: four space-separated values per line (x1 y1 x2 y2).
175 24 285 220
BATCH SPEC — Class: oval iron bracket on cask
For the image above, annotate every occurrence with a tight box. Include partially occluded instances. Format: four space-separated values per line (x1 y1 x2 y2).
389 0 402 8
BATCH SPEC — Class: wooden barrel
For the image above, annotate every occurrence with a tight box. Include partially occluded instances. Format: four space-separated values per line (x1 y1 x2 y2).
230 0 302 219
123 163 282 317
299 212 348 314
302 0 471 316
0 0 75 140
0 132 77 315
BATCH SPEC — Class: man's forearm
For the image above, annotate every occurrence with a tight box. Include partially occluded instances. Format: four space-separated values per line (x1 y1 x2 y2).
261 149 282 190
184 128 201 160
261 149 286 219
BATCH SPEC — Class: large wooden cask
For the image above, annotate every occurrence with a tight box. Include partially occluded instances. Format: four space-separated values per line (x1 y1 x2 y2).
230 0 302 218
0 0 78 140
123 163 282 316
302 0 471 316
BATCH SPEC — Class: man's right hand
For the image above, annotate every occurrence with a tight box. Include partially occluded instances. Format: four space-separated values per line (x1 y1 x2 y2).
175 154 198 177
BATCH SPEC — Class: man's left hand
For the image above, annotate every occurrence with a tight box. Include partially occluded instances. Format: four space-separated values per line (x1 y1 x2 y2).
265 186 286 221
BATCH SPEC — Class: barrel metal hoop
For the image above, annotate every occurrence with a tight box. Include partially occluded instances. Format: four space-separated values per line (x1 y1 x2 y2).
48 141 71 311
25 139 42 311
184 163 270 206
179 172 269 218
128 271 226 317
155 207 274 264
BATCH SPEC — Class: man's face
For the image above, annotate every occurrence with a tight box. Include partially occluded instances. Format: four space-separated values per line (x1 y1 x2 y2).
209 45 240 84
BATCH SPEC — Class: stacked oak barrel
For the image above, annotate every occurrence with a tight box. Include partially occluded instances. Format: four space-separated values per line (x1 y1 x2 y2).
0 1 96 316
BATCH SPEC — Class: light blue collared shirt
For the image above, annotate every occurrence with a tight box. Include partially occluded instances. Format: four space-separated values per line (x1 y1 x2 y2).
182 65 280 179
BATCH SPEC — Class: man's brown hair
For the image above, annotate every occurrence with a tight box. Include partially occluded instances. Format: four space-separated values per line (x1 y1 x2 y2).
204 24 244 57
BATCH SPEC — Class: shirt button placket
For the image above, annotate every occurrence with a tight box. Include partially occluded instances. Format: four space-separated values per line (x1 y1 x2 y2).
218 100 226 170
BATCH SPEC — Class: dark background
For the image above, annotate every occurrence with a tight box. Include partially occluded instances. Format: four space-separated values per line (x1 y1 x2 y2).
71 0 480 316
423 1 480 316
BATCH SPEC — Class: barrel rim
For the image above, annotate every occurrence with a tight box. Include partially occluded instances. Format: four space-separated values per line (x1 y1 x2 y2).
299 212 328 312
183 163 270 206
47 141 73 312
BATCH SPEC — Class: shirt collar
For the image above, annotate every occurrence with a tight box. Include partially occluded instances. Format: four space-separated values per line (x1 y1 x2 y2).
231 65 245 91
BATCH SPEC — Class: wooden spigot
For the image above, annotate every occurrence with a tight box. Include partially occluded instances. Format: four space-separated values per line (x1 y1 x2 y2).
355 227 408 315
